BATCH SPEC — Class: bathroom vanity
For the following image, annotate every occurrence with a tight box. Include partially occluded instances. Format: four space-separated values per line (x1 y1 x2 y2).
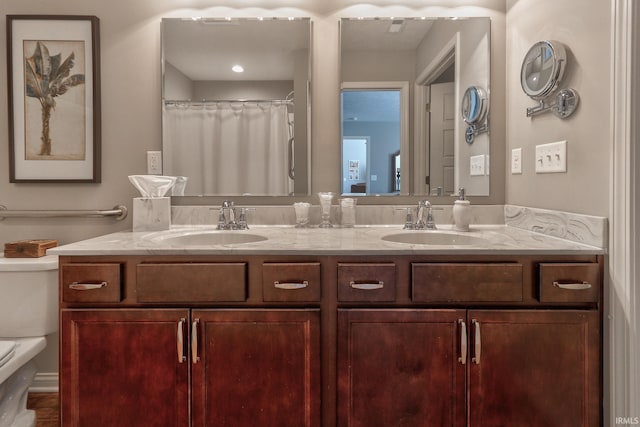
53 225 604 426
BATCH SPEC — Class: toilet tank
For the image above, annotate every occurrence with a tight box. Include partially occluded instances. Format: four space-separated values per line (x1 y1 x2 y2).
0 255 58 338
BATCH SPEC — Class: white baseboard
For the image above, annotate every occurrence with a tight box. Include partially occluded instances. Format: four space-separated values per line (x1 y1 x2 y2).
29 372 58 393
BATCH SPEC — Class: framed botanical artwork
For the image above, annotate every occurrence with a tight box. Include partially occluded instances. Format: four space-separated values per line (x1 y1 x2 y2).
7 15 101 182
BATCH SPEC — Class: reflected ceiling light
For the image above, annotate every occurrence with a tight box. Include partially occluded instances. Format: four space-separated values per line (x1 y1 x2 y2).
232 65 244 73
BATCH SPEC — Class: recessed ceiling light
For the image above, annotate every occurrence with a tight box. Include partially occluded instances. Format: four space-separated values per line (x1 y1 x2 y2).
232 65 244 73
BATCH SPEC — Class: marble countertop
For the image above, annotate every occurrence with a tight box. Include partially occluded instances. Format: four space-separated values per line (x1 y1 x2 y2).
48 224 605 256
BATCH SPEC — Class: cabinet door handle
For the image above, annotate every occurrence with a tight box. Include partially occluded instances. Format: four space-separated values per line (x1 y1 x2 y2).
458 319 467 365
274 281 309 290
191 319 200 364
349 281 384 290
553 281 592 290
177 318 186 363
68 281 107 290
472 319 481 365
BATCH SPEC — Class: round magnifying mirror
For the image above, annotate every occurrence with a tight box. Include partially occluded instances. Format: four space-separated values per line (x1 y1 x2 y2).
520 40 567 100
461 86 488 125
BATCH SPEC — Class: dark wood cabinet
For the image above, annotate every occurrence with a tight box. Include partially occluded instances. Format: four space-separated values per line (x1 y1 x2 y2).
61 308 320 427
59 254 603 427
338 309 600 427
60 309 191 426
191 309 320 427
337 309 466 427
467 310 600 427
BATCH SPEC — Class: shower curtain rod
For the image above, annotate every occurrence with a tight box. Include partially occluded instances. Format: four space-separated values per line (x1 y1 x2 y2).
164 98 293 106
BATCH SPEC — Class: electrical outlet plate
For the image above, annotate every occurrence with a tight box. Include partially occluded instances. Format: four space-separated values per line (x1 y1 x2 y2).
535 141 567 173
147 151 162 175
470 154 486 176
511 148 522 174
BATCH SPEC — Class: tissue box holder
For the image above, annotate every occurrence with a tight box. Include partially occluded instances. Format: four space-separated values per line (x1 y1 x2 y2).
133 197 171 231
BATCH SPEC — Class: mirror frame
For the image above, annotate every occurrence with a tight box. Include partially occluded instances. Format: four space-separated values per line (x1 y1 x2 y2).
161 17 312 198
339 16 491 198
520 40 567 101
461 86 488 125
171 14 503 206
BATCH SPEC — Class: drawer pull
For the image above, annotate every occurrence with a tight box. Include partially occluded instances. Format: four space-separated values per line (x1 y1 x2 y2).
191 319 200 364
459 319 467 365
68 281 108 290
350 281 384 290
472 319 481 365
553 281 592 290
177 318 186 363
274 281 309 290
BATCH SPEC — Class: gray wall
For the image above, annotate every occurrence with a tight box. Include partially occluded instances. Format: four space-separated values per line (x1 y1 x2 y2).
505 0 611 216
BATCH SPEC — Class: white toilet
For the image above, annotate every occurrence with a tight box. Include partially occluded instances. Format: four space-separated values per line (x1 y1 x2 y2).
0 255 58 427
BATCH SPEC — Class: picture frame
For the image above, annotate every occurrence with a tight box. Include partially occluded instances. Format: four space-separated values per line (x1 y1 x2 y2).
7 15 101 182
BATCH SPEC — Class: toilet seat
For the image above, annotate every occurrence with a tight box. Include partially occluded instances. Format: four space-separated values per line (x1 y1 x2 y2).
0 341 16 368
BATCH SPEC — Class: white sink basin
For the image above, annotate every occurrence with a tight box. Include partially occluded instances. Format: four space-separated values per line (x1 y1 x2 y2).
154 231 268 246
381 232 487 246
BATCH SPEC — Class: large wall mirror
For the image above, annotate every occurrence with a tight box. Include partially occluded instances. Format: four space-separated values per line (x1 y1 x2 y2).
340 17 490 196
161 17 311 196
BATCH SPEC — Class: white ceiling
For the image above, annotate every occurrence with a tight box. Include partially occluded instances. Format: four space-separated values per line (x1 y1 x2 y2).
163 18 310 81
340 18 434 51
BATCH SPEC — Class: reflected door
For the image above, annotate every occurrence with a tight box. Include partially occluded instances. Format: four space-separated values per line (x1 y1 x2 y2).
429 82 455 195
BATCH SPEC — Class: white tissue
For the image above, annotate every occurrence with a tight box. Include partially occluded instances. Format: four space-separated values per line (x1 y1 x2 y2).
171 176 188 196
128 175 177 198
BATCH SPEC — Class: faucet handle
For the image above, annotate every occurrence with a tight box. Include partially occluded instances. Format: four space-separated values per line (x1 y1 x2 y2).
216 209 226 230
395 207 414 230
237 207 255 230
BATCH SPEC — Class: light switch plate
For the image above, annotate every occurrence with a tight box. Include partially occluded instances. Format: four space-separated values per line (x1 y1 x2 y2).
535 141 567 173
511 148 522 174
470 154 486 176
147 151 162 175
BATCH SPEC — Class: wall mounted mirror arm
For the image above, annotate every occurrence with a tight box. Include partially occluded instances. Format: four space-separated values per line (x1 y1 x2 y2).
520 40 579 119
526 88 579 118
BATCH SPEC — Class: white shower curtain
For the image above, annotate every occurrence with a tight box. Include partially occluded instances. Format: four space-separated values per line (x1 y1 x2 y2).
163 102 292 195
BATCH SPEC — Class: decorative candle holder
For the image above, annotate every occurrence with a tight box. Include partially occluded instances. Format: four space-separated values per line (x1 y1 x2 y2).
317 192 334 228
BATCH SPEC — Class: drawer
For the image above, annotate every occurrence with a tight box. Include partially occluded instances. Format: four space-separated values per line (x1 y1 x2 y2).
137 263 247 303
62 263 122 303
262 263 321 302
539 263 601 303
412 263 523 303
338 263 396 302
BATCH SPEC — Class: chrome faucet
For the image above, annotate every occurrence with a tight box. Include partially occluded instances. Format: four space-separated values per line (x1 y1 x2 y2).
217 200 237 230
397 201 437 230
415 200 437 230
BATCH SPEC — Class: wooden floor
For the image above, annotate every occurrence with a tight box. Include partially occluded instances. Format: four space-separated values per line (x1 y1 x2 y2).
27 392 59 427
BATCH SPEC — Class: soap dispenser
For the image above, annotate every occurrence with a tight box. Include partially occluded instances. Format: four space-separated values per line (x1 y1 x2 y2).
453 188 471 232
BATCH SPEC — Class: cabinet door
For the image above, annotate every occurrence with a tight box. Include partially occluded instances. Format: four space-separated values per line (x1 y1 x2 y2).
337 309 467 427
60 309 191 427
467 310 600 427
192 309 320 427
